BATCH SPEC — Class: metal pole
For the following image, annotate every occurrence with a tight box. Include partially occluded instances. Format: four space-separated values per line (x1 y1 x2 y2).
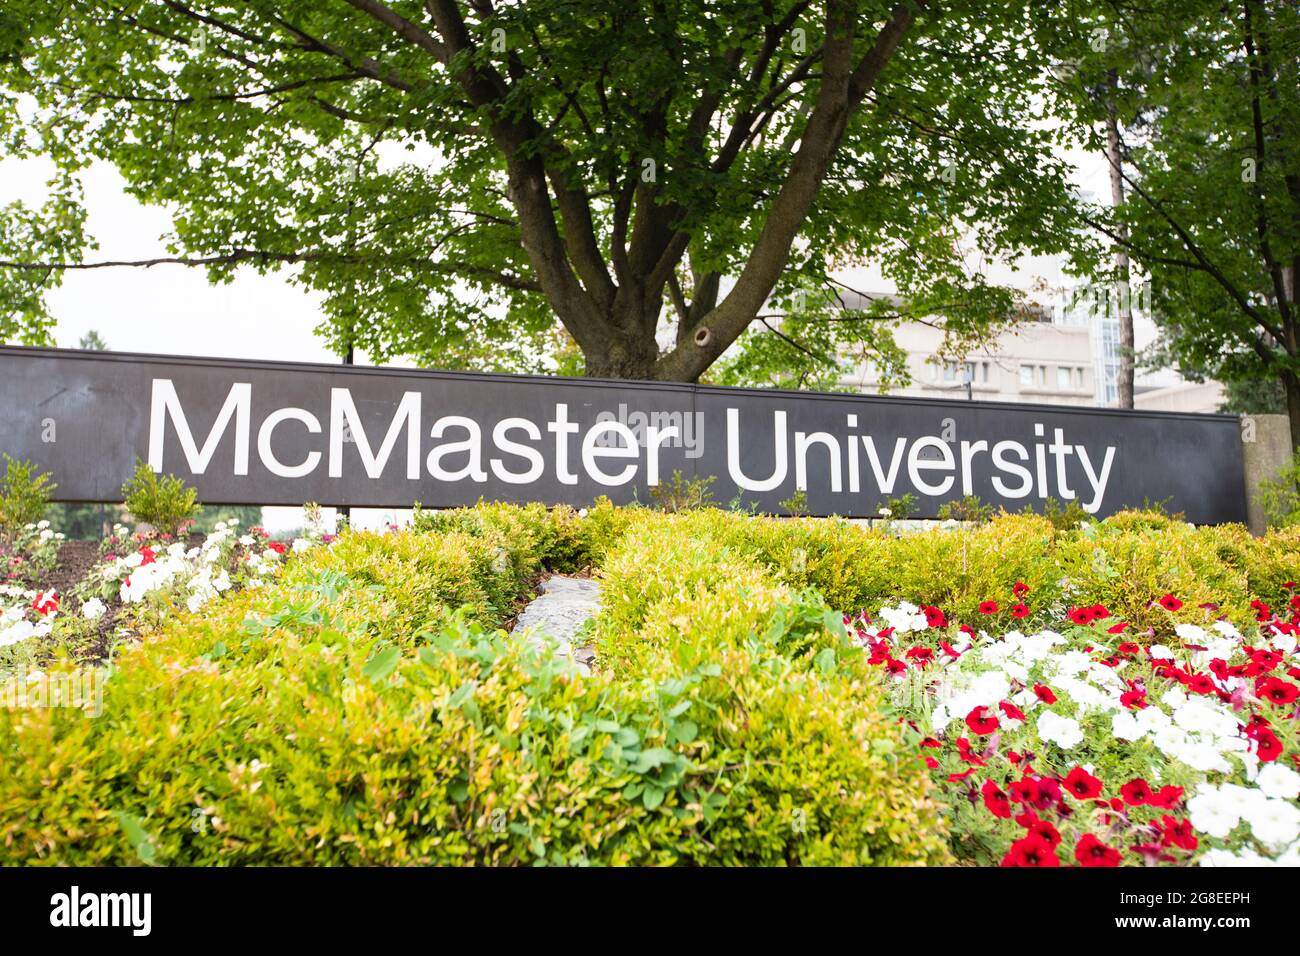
339 340 354 526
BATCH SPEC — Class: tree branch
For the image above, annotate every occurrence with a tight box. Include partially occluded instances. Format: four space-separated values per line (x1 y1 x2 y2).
0 251 541 293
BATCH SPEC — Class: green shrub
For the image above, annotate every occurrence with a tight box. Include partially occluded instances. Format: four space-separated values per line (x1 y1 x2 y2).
0 527 948 866
0 455 57 542
937 495 994 524
1258 452 1300 529
120 460 201 536
412 498 633 573
1035 496 1093 531
648 470 717 513
1055 520 1255 631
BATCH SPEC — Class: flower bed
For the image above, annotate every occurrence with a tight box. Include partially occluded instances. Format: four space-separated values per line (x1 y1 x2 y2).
0 517 332 669
849 591 1300 866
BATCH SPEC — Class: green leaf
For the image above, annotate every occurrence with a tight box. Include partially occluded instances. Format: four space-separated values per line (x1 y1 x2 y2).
114 811 157 866
361 645 401 683
673 720 698 745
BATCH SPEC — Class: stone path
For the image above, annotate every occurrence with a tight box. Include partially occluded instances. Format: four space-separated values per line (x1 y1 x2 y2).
511 575 601 673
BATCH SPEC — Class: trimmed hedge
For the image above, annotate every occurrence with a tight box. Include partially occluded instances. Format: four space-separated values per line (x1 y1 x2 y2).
0 512 948 866
595 507 1300 635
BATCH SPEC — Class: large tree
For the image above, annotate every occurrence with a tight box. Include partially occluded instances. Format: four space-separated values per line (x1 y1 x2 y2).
0 1 1082 380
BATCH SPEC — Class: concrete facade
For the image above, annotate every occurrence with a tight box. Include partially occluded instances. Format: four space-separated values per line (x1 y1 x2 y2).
1241 413 1294 534
830 288 1224 414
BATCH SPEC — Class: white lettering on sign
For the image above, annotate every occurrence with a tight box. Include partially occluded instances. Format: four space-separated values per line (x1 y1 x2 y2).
145 382 1120 513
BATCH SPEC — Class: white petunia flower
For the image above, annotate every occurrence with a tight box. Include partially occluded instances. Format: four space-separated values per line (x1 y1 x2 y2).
81 598 107 621
1242 798 1300 847
1257 764 1300 801
1187 785 1242 839
1111 710 1144 741
1037 710 1083 749
1211 619 1242 640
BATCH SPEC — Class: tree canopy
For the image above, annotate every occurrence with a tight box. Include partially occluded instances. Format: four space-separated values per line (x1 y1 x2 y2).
0 1 1088 381
1052 0 1300 444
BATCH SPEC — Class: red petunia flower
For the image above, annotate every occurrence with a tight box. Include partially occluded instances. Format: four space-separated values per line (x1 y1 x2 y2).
982 779 1012 819
1130 843 1177 865
922 605 946 629
1117 642 1139 656
1120 689 1148 710
1160 815 1198 852
1150 785 1184 810
1254 728 1283 762
1088 604 1111 620
1011 602 1030 619
1257 677 1299 706
1188 673 1217 696
956 737 986 766
267 541 288 555
999 700 1027 722
947 768 978 782
1251 599 1272 622
1075 833 1121 867
1009 776 1060 810
139 545 157 566
1158 593 1183 612
1062 767 1103 800
30 590 59 616
1013 581 1030 597
1120 778 1153 806
978 600 999 615
965 706 1000 735
1068 606 1094 626
1001 834 1060 867
905 646 934 668
1107 621 1129 634
1027 818 1061 847
1032 683 1057 704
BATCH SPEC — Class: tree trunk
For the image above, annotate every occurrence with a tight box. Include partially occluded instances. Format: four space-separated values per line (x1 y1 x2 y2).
581 327 662 381
1281 368 1300 455
1105 74 1135 410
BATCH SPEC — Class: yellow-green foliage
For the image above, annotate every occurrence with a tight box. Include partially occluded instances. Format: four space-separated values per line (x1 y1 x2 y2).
864 514 1062 618
0 513 949 866
596 508 1295 635
1055 521 1257 630
413 497 634 572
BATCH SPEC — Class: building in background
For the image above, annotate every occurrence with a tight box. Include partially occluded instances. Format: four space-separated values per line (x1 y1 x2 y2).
834 287 1222 412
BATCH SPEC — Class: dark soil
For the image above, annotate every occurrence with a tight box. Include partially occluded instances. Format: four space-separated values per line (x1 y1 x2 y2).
48 540 101 597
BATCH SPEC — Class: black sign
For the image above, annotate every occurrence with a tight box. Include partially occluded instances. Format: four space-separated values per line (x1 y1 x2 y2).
0 346 1247 522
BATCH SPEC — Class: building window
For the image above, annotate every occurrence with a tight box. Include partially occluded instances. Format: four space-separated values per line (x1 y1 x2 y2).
1057 366 1071 390
1076 367 1085 389
1019 365 1034 387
